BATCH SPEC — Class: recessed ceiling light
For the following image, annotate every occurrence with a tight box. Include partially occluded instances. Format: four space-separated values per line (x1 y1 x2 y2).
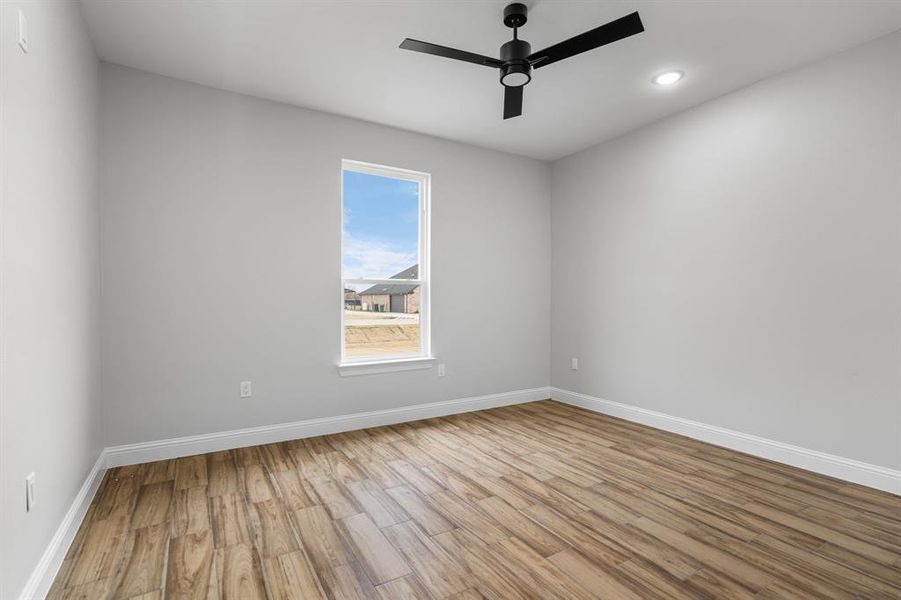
653 71 684 86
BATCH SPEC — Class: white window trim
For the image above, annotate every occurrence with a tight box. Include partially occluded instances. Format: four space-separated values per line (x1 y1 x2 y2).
338 159 432 372
337 356 436 377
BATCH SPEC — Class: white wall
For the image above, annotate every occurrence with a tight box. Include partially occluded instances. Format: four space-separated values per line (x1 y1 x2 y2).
0 1 101 597
99 64 551 447
551 31 901 470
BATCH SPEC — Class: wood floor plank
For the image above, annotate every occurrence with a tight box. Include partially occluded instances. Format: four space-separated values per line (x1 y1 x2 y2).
422 463 492 502
389 459 445 495
166 530 214 600
93 475 141 521
548 548 643 600
375 574 435 600
476 496 566 557
631 516 774 591
171 487 210 537
615 557 704 600
131 479 175 529
246 498 300 558
209 493 250 548
143 460 177 485
309 477 362 519
488 536 598 600
175 456 208 490
271 469 317 511
382 520 470 597
258 443 296 473
521 502 630 567
241 464 275 503
345 479 410 527
432 529 532 600
57 577 116 600
429 491 509 545
206 456 239 497
743 501 900 565
214 543 267 600
317 562 378 599
232 446 263 468
66 515 130 587
564 505 703 578
355 459 407 488
815 542 901 588
290 504 353 573
338 512 413 584
260 550 327 600
114 522 170 598
52 400 901 599
386 485 456 536
325 450 366 484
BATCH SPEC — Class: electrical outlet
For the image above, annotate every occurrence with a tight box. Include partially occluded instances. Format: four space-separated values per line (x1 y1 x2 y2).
18 9 28 53
240 381 252 398
437 363 446 377
571 358 579 370
25 473 35 511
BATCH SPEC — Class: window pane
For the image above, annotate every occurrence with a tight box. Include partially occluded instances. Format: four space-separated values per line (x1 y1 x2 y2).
342 169 420 280
344 283 421 358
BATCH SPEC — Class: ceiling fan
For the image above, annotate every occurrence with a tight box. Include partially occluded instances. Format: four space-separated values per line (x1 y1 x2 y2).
399 3 645 120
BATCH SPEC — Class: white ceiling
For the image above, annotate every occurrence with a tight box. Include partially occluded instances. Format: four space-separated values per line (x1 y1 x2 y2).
79 1 901 161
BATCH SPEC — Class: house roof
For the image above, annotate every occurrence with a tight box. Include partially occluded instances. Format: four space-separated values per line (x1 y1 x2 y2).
360 264 418 296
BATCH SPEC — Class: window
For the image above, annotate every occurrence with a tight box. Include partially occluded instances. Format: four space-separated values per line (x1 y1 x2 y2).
340 160 430 368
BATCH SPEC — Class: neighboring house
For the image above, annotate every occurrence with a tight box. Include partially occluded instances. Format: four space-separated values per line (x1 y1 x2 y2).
360 264 420 313
344 288 361 309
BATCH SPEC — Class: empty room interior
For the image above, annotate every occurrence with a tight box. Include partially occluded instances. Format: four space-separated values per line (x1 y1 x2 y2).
2 0 901 598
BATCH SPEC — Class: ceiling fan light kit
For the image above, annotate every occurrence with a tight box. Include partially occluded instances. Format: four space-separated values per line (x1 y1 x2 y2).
399 3 645 120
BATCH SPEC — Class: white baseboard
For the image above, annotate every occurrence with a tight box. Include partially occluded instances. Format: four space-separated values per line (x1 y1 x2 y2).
551 387 901 496
18 451 107 600
106 386 552 468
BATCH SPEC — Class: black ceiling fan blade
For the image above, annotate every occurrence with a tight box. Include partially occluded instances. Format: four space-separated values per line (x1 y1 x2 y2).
529 11 644 69
400 38 502 68
503 85 523 119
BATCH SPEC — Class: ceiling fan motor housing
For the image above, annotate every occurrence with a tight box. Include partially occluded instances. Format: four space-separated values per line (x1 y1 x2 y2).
503 3 528 28
500 39 532 87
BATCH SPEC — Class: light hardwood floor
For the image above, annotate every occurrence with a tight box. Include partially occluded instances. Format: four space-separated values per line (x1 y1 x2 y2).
49 400 901 599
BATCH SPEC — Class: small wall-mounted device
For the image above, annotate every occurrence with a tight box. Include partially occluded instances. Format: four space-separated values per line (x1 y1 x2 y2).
18 10 29 53
26 473 36 511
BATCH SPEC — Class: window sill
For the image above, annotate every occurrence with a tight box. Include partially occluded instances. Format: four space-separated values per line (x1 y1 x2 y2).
337 357 436 377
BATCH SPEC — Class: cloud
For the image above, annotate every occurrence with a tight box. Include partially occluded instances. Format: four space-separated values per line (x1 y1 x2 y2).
342 232 416 280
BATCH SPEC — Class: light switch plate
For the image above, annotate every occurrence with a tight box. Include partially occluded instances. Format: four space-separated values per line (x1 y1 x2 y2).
240 381 252 398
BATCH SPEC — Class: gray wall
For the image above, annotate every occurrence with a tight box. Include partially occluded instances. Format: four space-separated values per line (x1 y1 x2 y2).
551 31 901 470
99 64 551 446
0 1 101 597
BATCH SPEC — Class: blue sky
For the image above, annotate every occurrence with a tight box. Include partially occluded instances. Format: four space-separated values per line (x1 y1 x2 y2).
342 170 419 281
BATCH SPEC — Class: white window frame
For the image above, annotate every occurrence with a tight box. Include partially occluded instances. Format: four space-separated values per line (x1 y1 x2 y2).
338 159 432 375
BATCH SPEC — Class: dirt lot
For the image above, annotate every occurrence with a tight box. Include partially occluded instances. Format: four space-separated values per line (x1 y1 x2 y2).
344 311 420 357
